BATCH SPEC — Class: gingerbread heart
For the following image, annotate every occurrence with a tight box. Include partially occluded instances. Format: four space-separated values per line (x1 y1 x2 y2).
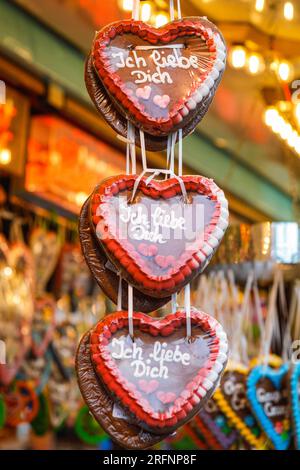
90 308 228 434
198 397 239 449
214 365 267 450
247 364 291 450
91 175 228 298
92 18 226 136
79 196 171 312
289 363 300 450
85 52 217 152
76 331 167 449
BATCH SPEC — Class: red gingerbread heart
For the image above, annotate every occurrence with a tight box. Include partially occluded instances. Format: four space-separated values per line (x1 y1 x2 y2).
90 309 228 434
90 174 228 298
92 18 226 136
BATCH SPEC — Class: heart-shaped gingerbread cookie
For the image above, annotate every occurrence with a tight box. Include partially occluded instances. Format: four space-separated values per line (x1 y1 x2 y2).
198 398 239 449
77 331 167 449
247 364 291 450
91 175 228 298
85 52 217 152
90 308 228 435
289 362 300 450
214 364 267 449
80 196 171 312
92 17 226 136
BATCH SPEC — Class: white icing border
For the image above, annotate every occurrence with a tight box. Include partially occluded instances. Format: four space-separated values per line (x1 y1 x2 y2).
184 30 226 116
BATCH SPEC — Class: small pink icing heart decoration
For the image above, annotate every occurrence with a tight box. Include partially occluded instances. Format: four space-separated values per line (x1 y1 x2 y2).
138 243 158 257
155 255 175 269
157 391 177 404
136 86 152 100
138 379 159 394
153 94 170 109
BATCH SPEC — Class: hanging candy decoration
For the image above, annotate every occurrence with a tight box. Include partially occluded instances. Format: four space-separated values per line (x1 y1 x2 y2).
90 309 227 435
91 174 228 298
197 398 239 449
214 363 267 450
87 14 226 148
77 0 229 448
247 363 291 450
79 197 170 312
76 332 167 449
289 362 300 450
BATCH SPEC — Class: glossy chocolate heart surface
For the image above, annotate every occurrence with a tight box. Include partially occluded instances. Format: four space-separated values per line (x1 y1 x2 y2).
91 175 228 298
90 309 228 434
92 18 226 136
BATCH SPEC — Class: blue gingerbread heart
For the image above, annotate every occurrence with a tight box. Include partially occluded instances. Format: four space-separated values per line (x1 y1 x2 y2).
247 364 291 450
290 362 300 450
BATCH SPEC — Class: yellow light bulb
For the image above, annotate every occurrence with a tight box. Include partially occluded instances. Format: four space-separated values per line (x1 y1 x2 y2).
278 61 293 82
75 191 88 207
0 148 11 165
141 3 151 22
121 0 134 12
272 116 286 134
284 2 294 21
264 108 279 127
255 0 265 12
248 53 264 75
155 13 169 28
229 46 247 69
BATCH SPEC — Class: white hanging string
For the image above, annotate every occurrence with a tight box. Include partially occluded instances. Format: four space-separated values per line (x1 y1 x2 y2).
261 269 281 367
282 279 300 362
136 44 184 51
278 270 289 361
128 283 134 339
171 293 177 314
132 0 140 21
184 284 192 338
294 283 300 341
170 132 177 174
131 168 188 203
253 279 265 358
125 137 130 175
117 276 123 311
178 128 183 176
139 129 148 171
177 0 182 19
169 0 175 21
165 134 172 178
128 122 137 174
